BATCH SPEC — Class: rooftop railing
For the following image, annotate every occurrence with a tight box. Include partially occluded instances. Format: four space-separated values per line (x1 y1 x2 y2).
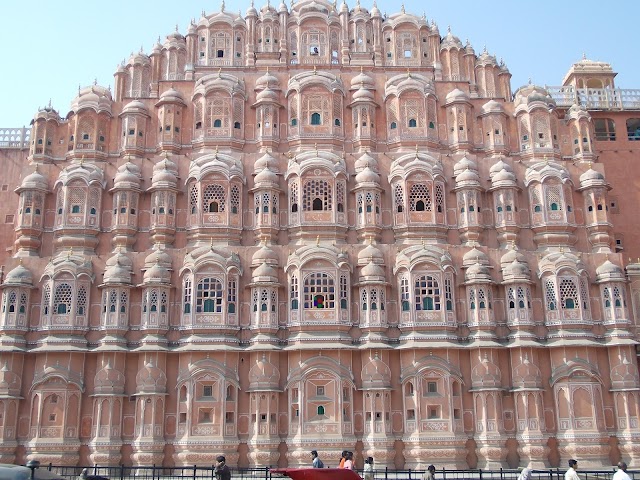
0 127 29 149
546 86 640 110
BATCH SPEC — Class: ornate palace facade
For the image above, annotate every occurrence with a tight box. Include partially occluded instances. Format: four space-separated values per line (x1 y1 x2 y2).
0 0 639 470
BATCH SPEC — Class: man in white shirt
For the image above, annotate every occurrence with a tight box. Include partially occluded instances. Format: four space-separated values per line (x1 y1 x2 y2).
613 462 631 480
565 459 580 480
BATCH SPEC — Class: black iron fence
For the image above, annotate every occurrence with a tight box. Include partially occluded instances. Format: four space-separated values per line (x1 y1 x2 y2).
34 465 640 480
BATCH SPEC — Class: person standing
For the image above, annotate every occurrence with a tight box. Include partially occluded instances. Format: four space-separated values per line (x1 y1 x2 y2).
343 451 354 470
214 455 231 480
339 451 347 468
363 457 374 480
311 450 324 468
565 459 580 480
422 465 436 480
517 468 533 480
613 462 631 480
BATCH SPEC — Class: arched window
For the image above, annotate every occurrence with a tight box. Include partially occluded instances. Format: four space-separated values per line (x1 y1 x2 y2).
415 275 441 311
390 122 397 130
303 179 332 211
54 283 73 315
196 277 224 313
213 119 222 128
304 273 335 309
291 275 299 309
317 405 325 415
311 113 321 125
559 277 578 310
400 276 410 311
408 118 417 128
334 118 341 126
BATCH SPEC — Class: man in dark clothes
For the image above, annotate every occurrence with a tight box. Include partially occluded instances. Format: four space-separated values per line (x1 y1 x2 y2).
214 455 231 480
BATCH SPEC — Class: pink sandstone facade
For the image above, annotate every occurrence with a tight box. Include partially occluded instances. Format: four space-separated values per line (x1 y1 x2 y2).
0 0 639 470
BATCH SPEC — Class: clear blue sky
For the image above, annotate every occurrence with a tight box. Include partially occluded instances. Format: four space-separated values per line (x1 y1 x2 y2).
0 0 636 127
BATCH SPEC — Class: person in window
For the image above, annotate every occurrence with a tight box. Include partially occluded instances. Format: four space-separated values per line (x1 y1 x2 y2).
214 455 231 480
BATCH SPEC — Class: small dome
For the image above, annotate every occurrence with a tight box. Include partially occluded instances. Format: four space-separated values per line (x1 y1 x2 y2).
465 262 491 281
113 162 142 189
128 50 150 66
256 87 279 102
489 158 512 177
440 30 463 50
151 157 179 186
351 70 375 90
477 49 497 66
136 360 167 393
3 263 33 286
463 247 489 267
157 87 186 106
514 84 555 109
144 245 172 269
491 168 517 187
19 169 48 191
500 247 525 266
480 99 504 115
246 1 258 15
358 243 384 265
252 243 279 267
596 260 625 283
151 40 163 55
254 166 279 186
445 88 469 103
256 70 281 90
370 2 380 17
249 354 281 390
580 166 605 184
455 167 480 185
94 361 125 395
252 262 278 281
70 84 113 115
352 87 375 101
361 353 391 389
121 99 149 116
340 0 348 13
143 262 171 284
103 252 133 285
503 259 530 279
453 156 477 177
361 261 385 278
0 363 21 397
354 151 377 173
355 165 380 184
255 151 278 172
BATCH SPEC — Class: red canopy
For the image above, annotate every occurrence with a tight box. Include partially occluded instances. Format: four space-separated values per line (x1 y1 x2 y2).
271 468 362 480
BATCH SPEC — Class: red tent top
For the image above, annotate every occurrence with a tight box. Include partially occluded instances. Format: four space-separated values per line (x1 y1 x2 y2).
271 468 361 480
